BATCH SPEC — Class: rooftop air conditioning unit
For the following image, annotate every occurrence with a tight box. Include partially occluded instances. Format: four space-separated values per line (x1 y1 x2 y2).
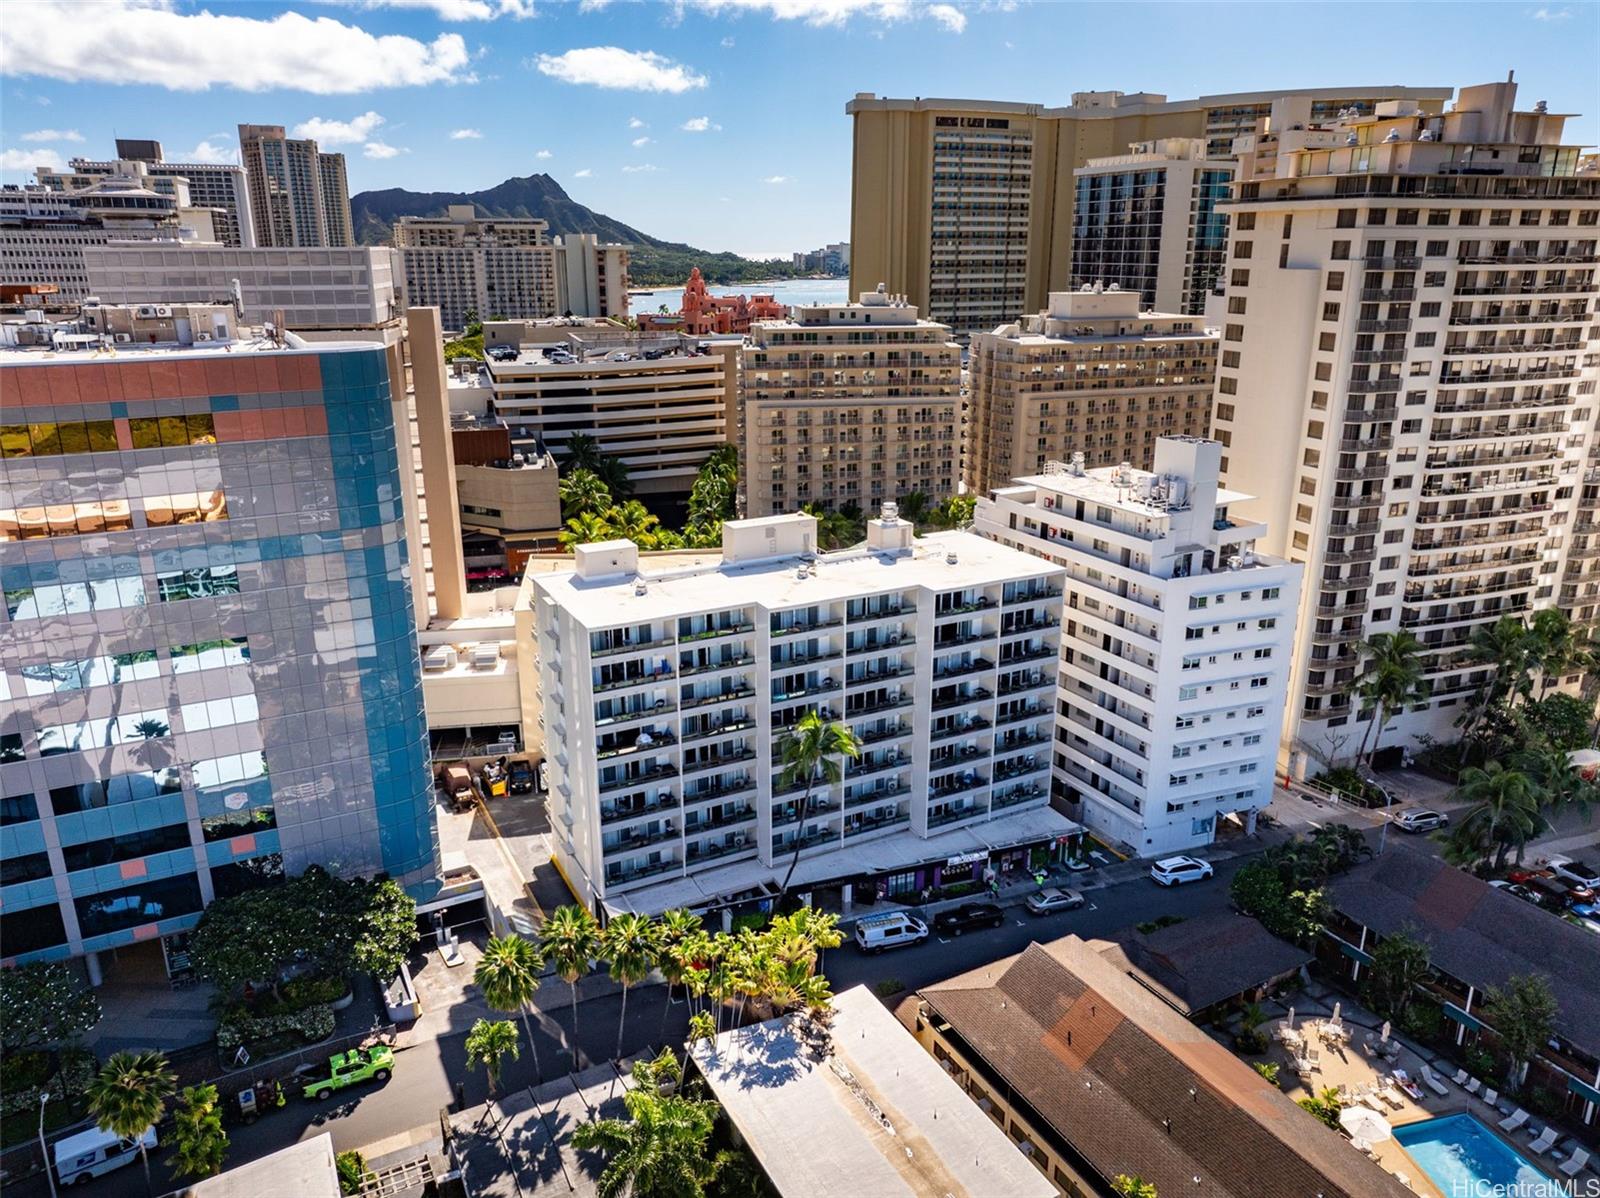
114 333 132 343
155 306 172 318
468 642 500 670
196 332 212 341
423 646 458 672
136 306 157 318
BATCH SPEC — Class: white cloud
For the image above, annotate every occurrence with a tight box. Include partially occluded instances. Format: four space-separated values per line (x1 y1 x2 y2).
720 35 735 47
533 47 707 93
21 128 82 142
0 147 65 172
450 127 484 139
1 0 474 93
535 148 553 159
184 139 240 165
628 116 646 128
1531 5 1571 17
679 0 966 32
680 115 720 132
293 111 386 146
761 174 792 184
337 0 535 18
631 135 652 147
363 141 405 158
621 163 659 173
578 0 613 9
574 168 593 178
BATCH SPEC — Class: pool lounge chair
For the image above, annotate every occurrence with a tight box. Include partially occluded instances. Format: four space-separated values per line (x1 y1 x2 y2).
1394 1172 1414 1190
1499 1109 1530 1133
1481 1087 1499 1108
1527 1127 1559 1156
1464 1076 1482 1095
1452 1068 1469 1086
1422 1066 1449 1097
1559 1148 1591 1178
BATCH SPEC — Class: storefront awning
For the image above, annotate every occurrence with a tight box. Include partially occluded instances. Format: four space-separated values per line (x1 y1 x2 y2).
1568 1077 1600 1105
1442 1002 1483 1031
1325 933 1373 965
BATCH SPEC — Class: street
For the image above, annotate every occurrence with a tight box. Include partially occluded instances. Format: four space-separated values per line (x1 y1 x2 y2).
7 852 1258 1198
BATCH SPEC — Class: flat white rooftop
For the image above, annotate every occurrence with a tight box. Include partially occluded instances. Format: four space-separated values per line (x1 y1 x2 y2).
0 336 373 364
1012 466 1254 517
692 986 1056 1198
182 1132 340 1198
536 530 1059 631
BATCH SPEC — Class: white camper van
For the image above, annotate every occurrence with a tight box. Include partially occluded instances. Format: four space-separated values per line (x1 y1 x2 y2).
54 1125 156 1186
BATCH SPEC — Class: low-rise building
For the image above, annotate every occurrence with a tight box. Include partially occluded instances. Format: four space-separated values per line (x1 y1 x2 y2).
529 510 1073 915
691 985 1055 1198
679 267 785 335
975 436 1301 855
914 937 1411 1197
966 286 1217 492
451 410 563 568
742 286 962 517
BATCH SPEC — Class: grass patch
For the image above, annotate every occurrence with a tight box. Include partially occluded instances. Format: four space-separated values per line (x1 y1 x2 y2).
1136 914 1186 935
872 979 906 999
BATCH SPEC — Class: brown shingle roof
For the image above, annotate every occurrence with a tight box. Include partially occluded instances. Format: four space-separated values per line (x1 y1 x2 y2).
1326 844 1600 1059
1096 911 1314 1016
920 939 1409 1198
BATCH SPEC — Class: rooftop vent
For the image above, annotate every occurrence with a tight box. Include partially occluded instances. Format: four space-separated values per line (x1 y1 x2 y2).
634 581 648 597
468 643 500 670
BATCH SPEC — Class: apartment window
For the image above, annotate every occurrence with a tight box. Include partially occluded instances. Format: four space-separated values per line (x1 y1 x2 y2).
1380 555 1400 570
1332 240 1351 260
1254 648 1273 660
1261 588 1280 600
1318 332 1337 352
1327 271 1344 291
1299 477 1316 496
1295 504 1313 523
1376 581 1396 596
1391 476 1413 490
1222 351 1240 369
1424 271 1446 288
1306 421 1324 440
1322 303 1341 321
1383 529 1405 544
1459 210 1481 226
1405 391 1428 406
1414 332 1436 348
1387 502 1408 518
1426 240 1448 256
1397 209 1419 226
1236 213 1256 231
1218 376 1237 395
1225 324 1244 343
1420 302 1441 318
1234 241 1253 260
1311 391 1328 410
1400 419 1422 434
1292 531 1309 550
1302 448 1320 467
1279 244 1290 268
1368 210 1387 226
1427 210 1451 226
1228 296 1247 314
1337 210 1357 228
1215 402 1235 423
1231 269 1251 288
1258 618 1277 630
1314 362 1332 382
1373 608 1392 622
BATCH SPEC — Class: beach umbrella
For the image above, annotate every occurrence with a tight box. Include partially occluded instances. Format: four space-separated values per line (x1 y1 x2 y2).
1331 1002 1342 1024
1339 1106 1392 1148
1380 1021 1392 1045
1286 1006 1296 1029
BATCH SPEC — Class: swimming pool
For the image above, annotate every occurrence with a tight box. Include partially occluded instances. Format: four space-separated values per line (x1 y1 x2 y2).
1394 1113 1555 1194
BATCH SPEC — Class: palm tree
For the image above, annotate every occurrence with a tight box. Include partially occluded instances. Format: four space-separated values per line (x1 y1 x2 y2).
474 933 545 1084
655 908 703 1036
929 494 976 530
895 491 931 526
607 499 664 548
559 509 615 551
540 904 600 1072
801 502 857 551
1353 631 1428 766
464 1018 520 1098
571 1086 726 1198
775 711 861 900
593 454 634 501
1449 760 1543 871
601 913 660 1063
1469 615 1537 714
87 1050 175 1194
169 1084 226 1180
561 432 603 473
1529 608 1597 698
559 467 613 520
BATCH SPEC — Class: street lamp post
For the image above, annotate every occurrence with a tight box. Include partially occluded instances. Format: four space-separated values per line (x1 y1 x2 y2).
39 1091 58 1198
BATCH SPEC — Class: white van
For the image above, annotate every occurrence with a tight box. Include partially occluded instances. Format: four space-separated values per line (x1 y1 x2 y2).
853 911 929 954
54 1125 156 1186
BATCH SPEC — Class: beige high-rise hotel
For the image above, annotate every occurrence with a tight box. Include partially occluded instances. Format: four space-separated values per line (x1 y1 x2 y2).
846 85 1451 337
742 287 962 517
1209 78 1599 765
966 286 1218 493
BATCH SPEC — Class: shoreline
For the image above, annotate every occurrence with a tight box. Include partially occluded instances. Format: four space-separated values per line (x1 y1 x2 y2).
627 276 846 295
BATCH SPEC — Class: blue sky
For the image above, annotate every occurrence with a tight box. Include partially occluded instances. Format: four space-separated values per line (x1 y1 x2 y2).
2 1 1596 258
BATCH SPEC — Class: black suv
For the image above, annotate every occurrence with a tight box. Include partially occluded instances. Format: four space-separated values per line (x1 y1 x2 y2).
932 902 1005 937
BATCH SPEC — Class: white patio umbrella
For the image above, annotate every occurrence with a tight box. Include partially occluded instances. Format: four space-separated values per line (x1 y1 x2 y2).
1340 1105 1392 1149
1379 1020 1392 1045
1286 1006 1296 1029
1331 1002 1342 1024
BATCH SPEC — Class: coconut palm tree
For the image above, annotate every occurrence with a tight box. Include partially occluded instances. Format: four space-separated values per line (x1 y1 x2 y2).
894 491 931 526
601 913 660 1063
571 1085 727 1198
464 1018 520 1098
474 933 545 1083
561 432 603 473
539 904 600 1072
801 502 858 551
655 908 703 1036
1448 760 1543 871
559 510 615 551
1353 631 1429 767
169 1084 226 1180
607 500 664 548
593 454 634 502
559 467 613 520
87 1050 175 1195
774 711 861 901
1529 608 1598 698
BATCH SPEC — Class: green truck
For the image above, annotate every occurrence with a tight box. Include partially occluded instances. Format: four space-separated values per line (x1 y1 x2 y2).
298 1046 394 1100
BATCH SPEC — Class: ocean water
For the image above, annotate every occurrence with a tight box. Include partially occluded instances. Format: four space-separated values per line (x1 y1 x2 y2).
628 276 850 314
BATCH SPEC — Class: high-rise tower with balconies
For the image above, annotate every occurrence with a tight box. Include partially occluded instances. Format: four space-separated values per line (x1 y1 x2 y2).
1208 77 1599 766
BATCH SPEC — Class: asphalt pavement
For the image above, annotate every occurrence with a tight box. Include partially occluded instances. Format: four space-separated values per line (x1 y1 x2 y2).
9 852 1259 1198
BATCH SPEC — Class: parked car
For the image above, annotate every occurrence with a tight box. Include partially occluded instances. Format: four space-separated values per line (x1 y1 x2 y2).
1490 880 1544 905
1392 808 1449 833
1150 856 1214 887
507 758 536 795
853 912 929 954
1026 887 1086 915
933 902 1006 936
298 1046 394 1101
1546 855 1600 891
1525 874 1580 909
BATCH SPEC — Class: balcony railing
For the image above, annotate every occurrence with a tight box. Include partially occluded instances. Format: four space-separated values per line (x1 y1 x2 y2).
599 764 678 794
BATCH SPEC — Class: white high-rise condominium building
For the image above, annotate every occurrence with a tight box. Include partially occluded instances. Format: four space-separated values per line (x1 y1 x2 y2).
965 286 1217 492
530 511 1072 914
395 205 557 332
976 437 1302 856
742 286 962 518
1071 139 1235 315
237 124 352 249
36 140 255 249
553 234 630 321
1209 77 1599 764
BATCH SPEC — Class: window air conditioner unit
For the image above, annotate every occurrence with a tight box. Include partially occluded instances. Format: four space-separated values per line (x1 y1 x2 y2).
733 833 747 847
136 306 156 318
114 333 132 343
196 332 212 341
155 306 172 318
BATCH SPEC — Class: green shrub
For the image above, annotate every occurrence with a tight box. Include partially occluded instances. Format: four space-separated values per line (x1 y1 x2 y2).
0 1047 98 1117
336 1150 369 1197
1464 1044 1498 1081
1297 1087 1343 1130
1136 915 1186 934
1400 1002 1445 1044
0 1049 52 1091
936 880 979 900
1253 1061 1281 1086
1314 767 1386 807
872 979 906 999
281 974 348 1010
730 912 769 936
216 1003 335 1054
1234 1028 1270 1056
1524 1086 1563 1118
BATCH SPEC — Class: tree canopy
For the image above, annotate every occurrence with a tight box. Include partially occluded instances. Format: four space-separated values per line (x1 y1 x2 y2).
0 960 102 1051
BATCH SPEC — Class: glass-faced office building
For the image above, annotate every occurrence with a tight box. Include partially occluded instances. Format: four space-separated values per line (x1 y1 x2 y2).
1 334 438 970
